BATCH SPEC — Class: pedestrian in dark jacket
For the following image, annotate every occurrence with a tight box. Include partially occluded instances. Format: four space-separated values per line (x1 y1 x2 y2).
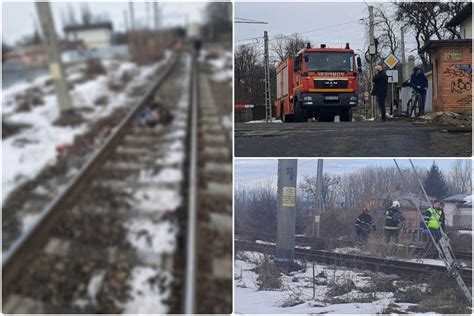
371 65 388 121
355 207 376 243
410 67 428 115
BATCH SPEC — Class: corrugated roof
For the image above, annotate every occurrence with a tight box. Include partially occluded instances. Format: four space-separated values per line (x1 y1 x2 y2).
64 22 113 33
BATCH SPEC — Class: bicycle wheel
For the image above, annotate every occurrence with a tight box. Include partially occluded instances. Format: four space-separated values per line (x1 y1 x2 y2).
413 95 422 117
406 99 412 117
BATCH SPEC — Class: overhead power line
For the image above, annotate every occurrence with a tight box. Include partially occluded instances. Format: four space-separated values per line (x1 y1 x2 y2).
235 18 367 44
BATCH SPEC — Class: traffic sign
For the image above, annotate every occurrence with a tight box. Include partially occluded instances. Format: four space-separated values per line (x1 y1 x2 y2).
384 54 400 69
386 70 399 83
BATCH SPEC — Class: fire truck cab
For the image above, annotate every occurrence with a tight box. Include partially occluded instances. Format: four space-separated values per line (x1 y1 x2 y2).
275 44 362 122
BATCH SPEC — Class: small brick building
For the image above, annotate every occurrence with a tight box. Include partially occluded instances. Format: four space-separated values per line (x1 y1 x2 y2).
424 39 472 113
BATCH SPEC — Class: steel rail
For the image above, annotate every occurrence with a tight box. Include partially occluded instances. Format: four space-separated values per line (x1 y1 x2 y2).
235 230 472 261
2 53 180 300
183 54 198 314
235 240 472 285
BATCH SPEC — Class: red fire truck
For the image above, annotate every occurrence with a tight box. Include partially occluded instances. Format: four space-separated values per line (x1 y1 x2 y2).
275 44 362 122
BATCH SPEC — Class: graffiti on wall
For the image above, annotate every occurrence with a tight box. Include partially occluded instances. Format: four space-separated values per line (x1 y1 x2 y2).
443 64 472 107
443 64 472 106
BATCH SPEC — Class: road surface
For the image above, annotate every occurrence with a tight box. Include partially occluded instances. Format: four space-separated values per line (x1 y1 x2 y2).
235 121 471 157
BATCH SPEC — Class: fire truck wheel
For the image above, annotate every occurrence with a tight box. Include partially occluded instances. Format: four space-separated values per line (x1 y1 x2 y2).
341 108 353 122
294 101 304 122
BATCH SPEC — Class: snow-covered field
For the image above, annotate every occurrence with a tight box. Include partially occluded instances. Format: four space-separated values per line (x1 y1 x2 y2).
2 52 171 204
235 251 426 314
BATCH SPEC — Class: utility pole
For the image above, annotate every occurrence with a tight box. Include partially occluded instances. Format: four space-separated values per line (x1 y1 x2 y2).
123 10 129 32
35 2 73 113
129 1 135 31
368 5 376 119
399 26 406 115
264 31 272 123
312 160 324 238
400 26 406 80
153 1 159 32
276 159 298 267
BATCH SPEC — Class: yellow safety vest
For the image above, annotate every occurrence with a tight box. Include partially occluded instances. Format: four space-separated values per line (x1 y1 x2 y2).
426 207 442 229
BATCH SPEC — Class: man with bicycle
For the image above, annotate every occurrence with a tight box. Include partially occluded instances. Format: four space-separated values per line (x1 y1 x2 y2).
410 67 428 116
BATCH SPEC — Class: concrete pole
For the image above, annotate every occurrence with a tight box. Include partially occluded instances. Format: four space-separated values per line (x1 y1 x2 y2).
312 160 324 238
35 2 73 113
129 1 135 31
276 159 298 264
153 1 159 32
400 26 407 81
123 10 129 32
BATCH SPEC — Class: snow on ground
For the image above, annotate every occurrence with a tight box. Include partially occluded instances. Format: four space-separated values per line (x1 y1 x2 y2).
120 53 191 313
245 118 283 123
125 218 177 253
205 50 232 84
235 251 419 314
121 266 173 314
2 53 171 204
405 258 448 267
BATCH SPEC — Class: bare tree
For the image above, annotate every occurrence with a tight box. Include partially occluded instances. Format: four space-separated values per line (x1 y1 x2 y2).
447 160 472 194
234 43 277 108
203 2 232 41
66 4 77 25
395 2 465 68
81 3 93 25
374 4 400 56
269 33 307 64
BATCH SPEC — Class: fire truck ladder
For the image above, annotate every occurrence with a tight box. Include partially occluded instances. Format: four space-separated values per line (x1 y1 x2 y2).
393 159 472 304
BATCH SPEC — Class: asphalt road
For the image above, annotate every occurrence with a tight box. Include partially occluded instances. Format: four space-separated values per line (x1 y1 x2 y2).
234 121 472 157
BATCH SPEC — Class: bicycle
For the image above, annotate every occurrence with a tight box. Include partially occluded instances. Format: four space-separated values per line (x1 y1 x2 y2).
402 80 424 117
406 89 423 117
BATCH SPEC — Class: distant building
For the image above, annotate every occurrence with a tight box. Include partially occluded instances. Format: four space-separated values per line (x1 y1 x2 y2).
63 22 113 49
422 3 472 113
3 44 47 68
443 193 472 229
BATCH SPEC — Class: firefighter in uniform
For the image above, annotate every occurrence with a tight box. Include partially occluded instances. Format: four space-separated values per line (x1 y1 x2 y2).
355 207 376 243
423 200 446 259
384 200 405 244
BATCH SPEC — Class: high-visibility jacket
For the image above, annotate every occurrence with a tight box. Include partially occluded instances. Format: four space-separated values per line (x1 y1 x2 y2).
384 207 405 230
424 207 445 230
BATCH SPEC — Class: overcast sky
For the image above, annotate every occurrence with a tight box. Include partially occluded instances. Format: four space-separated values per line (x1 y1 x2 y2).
2 1 208 45
235 2 418 60
235 159 468 187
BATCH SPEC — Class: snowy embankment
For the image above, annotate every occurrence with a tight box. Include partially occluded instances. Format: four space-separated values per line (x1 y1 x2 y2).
235 251 423 314
2 52 171 204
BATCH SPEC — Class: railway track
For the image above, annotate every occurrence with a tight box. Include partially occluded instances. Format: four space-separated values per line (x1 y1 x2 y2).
235 240 473 286
2 51 232 313
235 230 473 261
